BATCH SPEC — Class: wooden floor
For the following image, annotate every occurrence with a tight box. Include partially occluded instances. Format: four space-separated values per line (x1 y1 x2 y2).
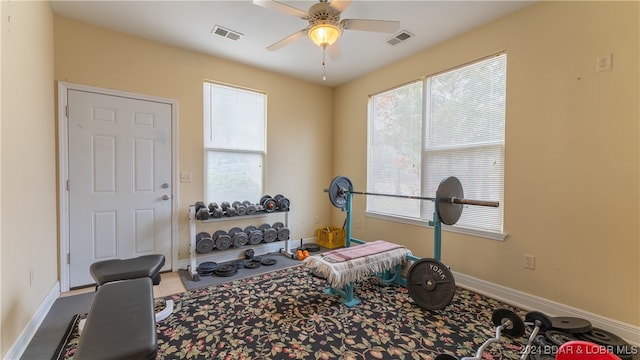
60 271 188 299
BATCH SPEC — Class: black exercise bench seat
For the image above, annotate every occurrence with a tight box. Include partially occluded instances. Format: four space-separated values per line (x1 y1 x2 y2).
75 277 157 360
90 254 165 286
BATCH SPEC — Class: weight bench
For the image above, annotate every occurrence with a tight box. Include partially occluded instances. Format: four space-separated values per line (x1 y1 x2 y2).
87 254 174 323
303 240 408 306
75 277 157 360
90 254 165 286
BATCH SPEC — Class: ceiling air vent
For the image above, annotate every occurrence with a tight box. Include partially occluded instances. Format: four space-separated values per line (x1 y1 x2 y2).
386 30 413 46
211 25 243 41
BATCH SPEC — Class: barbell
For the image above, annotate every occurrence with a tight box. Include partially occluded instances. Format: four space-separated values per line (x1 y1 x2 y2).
326 175 499 225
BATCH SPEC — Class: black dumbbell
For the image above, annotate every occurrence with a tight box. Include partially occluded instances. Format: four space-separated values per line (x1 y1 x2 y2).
260 195 276 213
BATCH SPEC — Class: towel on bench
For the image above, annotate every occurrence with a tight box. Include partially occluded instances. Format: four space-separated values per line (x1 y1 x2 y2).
303 240 407 289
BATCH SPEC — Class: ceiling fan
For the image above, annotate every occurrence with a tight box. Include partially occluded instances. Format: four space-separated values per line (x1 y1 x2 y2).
253 0 400 62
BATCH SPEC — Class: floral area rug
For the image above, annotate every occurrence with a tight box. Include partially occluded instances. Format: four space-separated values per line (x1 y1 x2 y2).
55 265 528 359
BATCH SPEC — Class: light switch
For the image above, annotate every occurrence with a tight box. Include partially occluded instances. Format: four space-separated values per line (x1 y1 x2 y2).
180 172 192 183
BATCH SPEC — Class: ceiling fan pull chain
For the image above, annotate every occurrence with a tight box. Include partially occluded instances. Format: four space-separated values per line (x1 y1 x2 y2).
322 45 327 81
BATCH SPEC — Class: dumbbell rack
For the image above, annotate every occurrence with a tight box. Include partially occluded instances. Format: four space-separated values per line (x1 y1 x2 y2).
187 205 293 281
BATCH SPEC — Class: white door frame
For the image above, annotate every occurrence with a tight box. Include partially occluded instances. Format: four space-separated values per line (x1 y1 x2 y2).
57 81 180 292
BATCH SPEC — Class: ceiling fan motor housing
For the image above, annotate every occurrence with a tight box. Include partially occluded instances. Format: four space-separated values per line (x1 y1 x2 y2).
308 2 342 29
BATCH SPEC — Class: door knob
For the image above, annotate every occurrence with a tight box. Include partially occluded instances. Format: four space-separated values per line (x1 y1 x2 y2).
162 194 170 200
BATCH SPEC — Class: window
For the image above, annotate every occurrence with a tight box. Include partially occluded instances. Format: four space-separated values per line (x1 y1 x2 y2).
203 82 266 204
368 54 506 237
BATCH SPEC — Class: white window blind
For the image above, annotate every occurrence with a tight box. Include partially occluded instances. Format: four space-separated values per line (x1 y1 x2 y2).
203 82 266 204
368 54 506 235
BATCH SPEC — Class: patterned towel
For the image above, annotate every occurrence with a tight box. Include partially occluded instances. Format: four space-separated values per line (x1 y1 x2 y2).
303 240 407 289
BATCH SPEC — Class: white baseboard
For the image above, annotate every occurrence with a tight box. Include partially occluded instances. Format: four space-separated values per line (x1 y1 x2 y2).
4 282 60 360
178 237 316 269
453 271 640 346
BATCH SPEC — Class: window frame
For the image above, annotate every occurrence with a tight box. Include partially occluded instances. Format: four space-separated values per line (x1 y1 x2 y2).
366 54 507 241
203 81 267 205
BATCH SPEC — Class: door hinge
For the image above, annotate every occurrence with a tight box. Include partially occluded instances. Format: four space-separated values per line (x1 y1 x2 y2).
67 253 70 264
66 179 70 191
65 105 69 117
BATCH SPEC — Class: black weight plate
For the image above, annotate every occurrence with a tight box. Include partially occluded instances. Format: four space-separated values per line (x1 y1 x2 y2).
526 311 553 332
272 222 284 230
242 200 251 206
328 176 353 209
263 228 277 243
435 176 464 225
252 256 262 262
196 236 215 254
232 201 241 208
258 223 271 231
577 327 633 358
244 225 257 234
259 195 272 205
301 243 321 252
198 261 217 271
406 258 456 310
246 205 257 215
212 230 227 241
273 194 284 201
236 205 247 215
277 227 290 241
261 258 277 266
544 330 577 347
235 260 245 269
196 267 215 276
215 264 238 277
551 316 592 334
232 232 248 248
244 260 261 269
491 308 525 337
228 227 243 237
216 234 232 250
434 355 459 360
248 230 263 245
196 231 211 242
244 248 255 259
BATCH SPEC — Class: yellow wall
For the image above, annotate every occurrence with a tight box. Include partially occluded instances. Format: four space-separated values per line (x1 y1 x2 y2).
1 1 56 355
53 16 334 260
333 1 639 326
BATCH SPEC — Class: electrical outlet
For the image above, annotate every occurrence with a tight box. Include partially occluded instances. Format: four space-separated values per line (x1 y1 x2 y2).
524 254 535 270
596 53 612 72
180 172 192 183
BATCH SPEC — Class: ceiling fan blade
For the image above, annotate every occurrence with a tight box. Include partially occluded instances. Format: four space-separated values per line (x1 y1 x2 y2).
253 0 309 19
340 19 400 33
266 29 307 51
329 0 351 12
328 42 342 61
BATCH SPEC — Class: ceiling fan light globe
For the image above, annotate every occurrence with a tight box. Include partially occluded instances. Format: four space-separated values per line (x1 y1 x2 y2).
308 23 341 47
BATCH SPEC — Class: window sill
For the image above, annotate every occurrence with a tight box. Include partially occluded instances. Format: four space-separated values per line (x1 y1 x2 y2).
365 211 507 241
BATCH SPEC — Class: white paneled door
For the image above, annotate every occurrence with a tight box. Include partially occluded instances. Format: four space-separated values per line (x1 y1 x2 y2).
67 89 172 288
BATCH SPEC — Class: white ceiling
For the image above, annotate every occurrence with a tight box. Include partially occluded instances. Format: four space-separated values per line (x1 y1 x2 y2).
49 0 533 87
